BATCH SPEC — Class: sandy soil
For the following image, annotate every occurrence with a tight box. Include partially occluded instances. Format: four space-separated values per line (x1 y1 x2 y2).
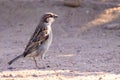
0 0 120 80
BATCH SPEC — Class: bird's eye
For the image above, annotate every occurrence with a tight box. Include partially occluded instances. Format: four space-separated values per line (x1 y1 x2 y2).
49 15 53 17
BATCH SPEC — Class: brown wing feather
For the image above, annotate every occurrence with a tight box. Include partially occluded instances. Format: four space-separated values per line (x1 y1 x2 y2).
23 24 48 57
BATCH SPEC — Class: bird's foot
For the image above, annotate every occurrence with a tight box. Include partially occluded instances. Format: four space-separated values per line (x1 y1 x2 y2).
8 67 16 70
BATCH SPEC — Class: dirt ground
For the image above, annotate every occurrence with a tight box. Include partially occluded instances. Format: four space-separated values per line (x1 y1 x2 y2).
0 0 120 80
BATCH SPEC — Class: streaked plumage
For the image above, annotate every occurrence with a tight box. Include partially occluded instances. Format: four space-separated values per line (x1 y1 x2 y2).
8 12 58 68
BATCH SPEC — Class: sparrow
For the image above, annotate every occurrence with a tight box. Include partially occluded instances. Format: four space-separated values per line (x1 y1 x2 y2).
8 12 58 68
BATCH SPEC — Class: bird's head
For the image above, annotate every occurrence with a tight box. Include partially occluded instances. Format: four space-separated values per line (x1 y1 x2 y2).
41 12 58 24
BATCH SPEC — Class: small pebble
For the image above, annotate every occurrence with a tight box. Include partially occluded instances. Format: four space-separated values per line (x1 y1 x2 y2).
47 65 50 68
76 50 80 53
19 24 24 26
99 77 102 80
59 50 62 53
117 45 120 47
98 46 102 48
32 74 38 77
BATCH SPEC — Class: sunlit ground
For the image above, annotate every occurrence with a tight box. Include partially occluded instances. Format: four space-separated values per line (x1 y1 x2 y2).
0 0 120 80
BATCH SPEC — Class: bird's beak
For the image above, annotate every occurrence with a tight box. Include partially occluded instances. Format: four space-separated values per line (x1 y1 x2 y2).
54 14 58 18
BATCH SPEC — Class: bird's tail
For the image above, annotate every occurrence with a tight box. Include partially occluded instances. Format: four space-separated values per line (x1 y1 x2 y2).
8 54 23 65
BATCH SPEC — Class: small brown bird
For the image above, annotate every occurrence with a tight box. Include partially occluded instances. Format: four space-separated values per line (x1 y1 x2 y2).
8 12 58 68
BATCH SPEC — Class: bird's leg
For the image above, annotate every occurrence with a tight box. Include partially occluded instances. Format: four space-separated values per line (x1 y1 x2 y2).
33 57 39 68
41 55 50 68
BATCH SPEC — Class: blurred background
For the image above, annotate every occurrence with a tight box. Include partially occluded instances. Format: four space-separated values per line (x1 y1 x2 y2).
0 0 120 79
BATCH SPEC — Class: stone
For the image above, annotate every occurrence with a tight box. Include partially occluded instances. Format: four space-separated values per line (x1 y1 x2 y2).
64 0 81 7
